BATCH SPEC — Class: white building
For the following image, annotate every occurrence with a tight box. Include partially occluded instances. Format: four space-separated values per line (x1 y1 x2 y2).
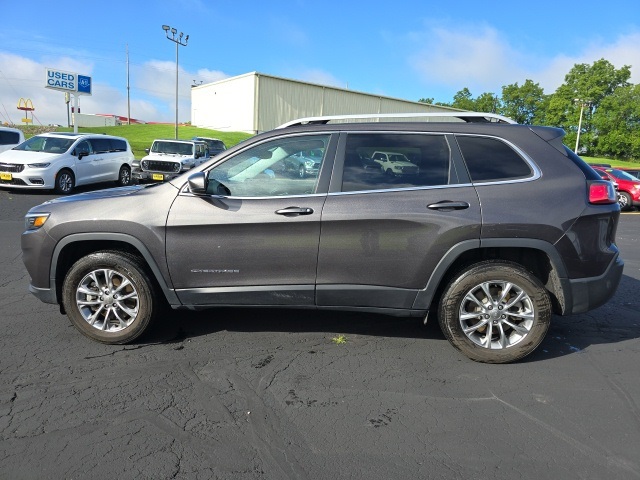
191 72 460 134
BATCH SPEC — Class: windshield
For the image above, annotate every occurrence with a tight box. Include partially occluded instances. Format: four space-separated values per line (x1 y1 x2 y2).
389 154 409 162
151 141 193 155
14 136 74 153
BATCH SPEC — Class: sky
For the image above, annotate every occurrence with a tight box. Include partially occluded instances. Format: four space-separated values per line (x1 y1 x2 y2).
1 0 639 126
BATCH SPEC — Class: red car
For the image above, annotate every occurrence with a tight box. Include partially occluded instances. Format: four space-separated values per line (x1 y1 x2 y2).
593 167 640 210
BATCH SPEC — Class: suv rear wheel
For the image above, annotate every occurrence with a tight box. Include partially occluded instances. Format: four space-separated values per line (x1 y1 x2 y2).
62 251 158 344
438 260 551 363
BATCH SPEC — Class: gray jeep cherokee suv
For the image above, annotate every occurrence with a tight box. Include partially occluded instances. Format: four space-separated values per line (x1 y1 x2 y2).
21 113 623 363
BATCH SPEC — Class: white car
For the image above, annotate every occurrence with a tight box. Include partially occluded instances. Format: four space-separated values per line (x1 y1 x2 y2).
134 139 210 183
371 150 420 175
0 126 25 154
0 132 134 194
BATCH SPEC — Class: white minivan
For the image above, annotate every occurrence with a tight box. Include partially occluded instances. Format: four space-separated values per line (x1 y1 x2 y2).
0 132 134 194
0 126 25 154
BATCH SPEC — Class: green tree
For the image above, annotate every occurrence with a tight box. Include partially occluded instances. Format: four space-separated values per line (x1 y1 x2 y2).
451 88 476 110
592 84 640 160
543 59 631 150
500 80 545 124
475 92 501 113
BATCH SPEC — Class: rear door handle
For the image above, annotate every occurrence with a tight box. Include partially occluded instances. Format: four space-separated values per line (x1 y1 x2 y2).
427 201 470 211
275 206 314 216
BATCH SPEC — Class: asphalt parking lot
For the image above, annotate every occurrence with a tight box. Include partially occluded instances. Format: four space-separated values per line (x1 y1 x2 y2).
1 186 639 479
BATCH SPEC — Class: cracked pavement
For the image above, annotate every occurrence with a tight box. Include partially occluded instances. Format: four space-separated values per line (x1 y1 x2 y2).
1 187 639 479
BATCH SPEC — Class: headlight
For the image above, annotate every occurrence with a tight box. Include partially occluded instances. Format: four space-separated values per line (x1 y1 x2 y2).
27 163 50 168
25 213 50 231
304 160 314 168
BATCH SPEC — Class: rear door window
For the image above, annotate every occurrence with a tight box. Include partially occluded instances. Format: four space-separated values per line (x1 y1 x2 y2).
341 133 453 192
109 139 127 152
89 138 113 154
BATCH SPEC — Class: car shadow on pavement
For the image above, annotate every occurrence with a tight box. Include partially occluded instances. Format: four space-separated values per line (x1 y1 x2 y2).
0 182 120 197
147 306 444 346
143 273 640 363
523 273 640 362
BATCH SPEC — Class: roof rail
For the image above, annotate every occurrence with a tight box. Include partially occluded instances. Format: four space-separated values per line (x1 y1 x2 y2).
277 112 516 128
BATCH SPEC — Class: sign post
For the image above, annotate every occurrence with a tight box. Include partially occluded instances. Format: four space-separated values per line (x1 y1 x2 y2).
45 68 92 133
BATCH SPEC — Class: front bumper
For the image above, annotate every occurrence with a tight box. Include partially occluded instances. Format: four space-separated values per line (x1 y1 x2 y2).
0 171 53 189
133 169 183 183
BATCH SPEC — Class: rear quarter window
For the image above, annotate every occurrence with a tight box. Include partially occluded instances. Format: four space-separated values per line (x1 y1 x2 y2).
457 136 532 182
0 131 20 145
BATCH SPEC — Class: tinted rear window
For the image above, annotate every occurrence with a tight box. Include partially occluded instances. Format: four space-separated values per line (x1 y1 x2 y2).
457 136 532 182
0 131 20 145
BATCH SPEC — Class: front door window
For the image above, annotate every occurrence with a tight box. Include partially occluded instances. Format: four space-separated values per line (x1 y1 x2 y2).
207 135 330 197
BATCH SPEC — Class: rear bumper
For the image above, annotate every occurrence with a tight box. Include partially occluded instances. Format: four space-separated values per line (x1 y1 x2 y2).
29 283 57 304
567 252 624 314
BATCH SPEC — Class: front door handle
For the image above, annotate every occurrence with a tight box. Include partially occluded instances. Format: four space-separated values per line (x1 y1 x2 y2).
275 206 314 216
427 201 470 211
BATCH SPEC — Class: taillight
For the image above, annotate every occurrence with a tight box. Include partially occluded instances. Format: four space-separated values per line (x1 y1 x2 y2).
589 181 617 205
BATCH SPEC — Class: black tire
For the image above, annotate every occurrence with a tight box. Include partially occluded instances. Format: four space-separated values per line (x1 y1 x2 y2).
438 260 551 364
386 168 393 176
54 169 75 194
61 251 159 344
619 191 632 211
299 165 306 178
116 165 132 187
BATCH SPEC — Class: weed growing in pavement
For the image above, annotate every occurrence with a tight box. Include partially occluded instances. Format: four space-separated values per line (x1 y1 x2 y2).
331 335 347 345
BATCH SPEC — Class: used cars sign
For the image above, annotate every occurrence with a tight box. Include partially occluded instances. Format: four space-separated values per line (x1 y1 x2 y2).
45 68 92 95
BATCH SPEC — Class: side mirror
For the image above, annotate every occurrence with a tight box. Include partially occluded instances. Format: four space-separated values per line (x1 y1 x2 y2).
188 172 208 195
145 148 150 154
78 151 88 160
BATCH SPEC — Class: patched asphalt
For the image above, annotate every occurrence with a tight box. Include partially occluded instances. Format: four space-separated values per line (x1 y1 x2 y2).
1 187 639 479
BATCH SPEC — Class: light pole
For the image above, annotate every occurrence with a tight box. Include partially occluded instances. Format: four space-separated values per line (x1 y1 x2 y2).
162 25 188 139
574 99 591 154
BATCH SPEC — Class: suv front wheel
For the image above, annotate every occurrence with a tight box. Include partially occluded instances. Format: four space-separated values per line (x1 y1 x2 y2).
438 260 551 363
62 251 158 344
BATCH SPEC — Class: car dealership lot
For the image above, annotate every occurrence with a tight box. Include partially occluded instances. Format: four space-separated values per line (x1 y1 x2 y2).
1 186 639 479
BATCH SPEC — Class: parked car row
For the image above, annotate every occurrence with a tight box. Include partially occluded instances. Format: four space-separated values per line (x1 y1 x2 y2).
0 131 228 194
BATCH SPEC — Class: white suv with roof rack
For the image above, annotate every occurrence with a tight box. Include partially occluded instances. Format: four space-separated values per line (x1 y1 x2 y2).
0 132 134 194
